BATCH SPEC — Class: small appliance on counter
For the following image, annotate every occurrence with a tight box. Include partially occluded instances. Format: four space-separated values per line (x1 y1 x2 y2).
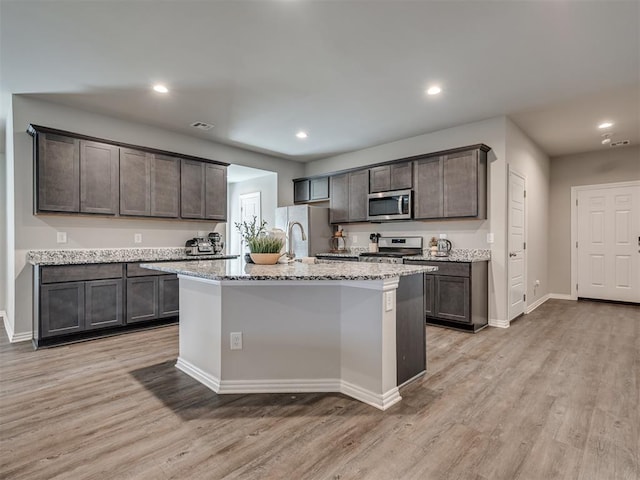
369 233 381 252
436 236 452 257
185 237 215 256
207 232 225 254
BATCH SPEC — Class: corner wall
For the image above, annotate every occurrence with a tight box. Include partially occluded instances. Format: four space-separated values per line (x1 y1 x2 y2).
6 95 304 340
505 119 550 311
548 146 640 295
305 116 510 326
0 152 6 314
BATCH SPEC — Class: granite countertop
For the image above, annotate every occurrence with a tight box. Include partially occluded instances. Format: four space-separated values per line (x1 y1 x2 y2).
316 248 491 263
26 247 238 266
315 252 361 259
140 258 438 281
406 249 491 263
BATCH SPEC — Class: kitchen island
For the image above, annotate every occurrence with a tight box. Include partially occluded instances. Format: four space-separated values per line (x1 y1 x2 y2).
141 258 437 410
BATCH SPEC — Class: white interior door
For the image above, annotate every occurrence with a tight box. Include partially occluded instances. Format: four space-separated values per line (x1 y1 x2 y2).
577 184 640 302
238 192 261 254
508 168 526 320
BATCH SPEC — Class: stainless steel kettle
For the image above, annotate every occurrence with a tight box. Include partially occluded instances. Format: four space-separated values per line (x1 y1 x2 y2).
436 238 452 257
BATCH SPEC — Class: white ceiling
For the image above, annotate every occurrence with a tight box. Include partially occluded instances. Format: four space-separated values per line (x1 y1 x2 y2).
1 1 638 161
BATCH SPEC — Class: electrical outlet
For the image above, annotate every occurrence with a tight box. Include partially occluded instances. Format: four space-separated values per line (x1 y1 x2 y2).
439 233 447 239
230 332 243 350
352 235 358 243
535 280 540 286
134 233 142 244
384 291 394 312
486 233 494 244
197 231 205 237
56 232 67 244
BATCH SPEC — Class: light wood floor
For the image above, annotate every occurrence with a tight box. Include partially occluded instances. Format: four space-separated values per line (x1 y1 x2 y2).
1 299 638 480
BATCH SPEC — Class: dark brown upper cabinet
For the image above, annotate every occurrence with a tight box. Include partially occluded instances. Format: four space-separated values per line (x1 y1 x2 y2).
369 162 412 193
80 141 119 215
329 174 349 224
29 125 228 222
293 176 330 203
120 148 152 216
181 160 227 220
36 133 80 212
121 150 182 218
414 147 487 220
150 154 180 218
329 170 368 224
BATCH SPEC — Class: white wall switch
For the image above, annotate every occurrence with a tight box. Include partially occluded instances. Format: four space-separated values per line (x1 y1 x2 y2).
134 233 143 244
230 332 243 350
384 291 394 312
486 233 494 244
56 232 67 244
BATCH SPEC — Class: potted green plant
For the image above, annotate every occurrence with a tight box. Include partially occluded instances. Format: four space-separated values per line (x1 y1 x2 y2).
235 216 285 265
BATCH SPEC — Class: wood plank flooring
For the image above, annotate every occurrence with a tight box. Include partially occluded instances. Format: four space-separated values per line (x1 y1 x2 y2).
1 299 638 479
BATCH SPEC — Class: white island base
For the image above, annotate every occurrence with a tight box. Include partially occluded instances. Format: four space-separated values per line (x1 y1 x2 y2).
176 275 404 410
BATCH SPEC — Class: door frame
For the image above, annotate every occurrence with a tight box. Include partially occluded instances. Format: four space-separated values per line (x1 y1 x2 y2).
237 192 262 255
570 180 640 301
507 166 527 321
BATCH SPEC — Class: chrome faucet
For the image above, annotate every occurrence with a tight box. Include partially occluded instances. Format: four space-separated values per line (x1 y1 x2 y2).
286 221 307 260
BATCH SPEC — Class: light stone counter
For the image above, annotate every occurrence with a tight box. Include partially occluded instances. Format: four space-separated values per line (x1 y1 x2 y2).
141 257 437 280
27 247 237 266
407 248 491 263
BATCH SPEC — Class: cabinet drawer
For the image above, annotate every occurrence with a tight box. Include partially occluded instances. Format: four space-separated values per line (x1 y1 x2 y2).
41 263 123 284
126 263 167 277
406 261 470 277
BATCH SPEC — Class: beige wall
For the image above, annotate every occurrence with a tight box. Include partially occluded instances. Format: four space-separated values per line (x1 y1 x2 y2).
505 119 550 309
5 95 304 338
549 146 640 295
305 116 511 325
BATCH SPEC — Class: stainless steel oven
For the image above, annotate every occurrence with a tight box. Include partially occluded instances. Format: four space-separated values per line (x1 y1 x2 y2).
367 189 412 221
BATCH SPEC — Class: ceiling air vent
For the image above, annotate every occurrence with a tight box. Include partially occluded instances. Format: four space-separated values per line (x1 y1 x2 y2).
191 121 214 131
610 140 630 147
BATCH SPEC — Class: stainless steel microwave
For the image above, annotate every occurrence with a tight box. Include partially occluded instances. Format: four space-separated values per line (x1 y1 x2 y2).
367 189 412 221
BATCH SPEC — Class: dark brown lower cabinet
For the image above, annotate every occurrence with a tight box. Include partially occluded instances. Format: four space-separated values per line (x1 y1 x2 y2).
404 260 488 332
395 273 426 386
126 277 159 323
85 279 123 330
125 263 179 323
34 262 178 347
158 276 180 317
40 282 85 338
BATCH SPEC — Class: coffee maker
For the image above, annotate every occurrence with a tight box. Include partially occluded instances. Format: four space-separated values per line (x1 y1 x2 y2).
207 232 224 254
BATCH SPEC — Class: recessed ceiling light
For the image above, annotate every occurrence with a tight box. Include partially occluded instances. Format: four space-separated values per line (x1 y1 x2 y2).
601 138 611 145
426 86 442 96
296 131 308 139
153 84 169 94
598 121 613 129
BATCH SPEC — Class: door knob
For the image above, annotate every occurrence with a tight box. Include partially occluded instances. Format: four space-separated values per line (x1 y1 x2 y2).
509 252 516 257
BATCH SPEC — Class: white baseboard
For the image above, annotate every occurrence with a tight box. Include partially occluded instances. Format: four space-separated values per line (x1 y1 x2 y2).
2 311 32 343
525 294 550 314
489 318 510 328
548 293 576 301
176 357 401 410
